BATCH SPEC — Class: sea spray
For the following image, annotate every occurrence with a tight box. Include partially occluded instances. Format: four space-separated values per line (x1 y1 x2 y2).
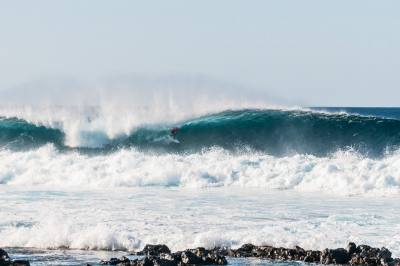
1 109 400 156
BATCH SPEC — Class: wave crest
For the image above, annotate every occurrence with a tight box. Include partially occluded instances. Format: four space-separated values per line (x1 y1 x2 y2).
1 109 400 156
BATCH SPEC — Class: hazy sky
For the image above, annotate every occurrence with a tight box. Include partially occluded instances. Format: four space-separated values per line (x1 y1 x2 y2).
1 1 399 106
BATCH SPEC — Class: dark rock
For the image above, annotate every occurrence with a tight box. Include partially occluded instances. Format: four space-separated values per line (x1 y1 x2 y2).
347 242 357 255
190 247 207 258
132 257 154 266
0 250 30 266
320 248 350 264
100 256 130 265
159 253 179 263
392 258 400 266
142 245 171 256
0 249 11 266
379 247 392 261
150 257 176 266
295 246 306 257
212 247 229 257
104 246 227 266
180 251 203 265
0 249 10 261
309 250 322 261
233 244 256 257
99 242 400 266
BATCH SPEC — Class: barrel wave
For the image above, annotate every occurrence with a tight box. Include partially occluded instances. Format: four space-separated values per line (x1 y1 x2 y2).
1 109 400 156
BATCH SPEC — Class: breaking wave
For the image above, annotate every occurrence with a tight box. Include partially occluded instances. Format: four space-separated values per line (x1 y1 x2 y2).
1 144 399 195
1 109 400 156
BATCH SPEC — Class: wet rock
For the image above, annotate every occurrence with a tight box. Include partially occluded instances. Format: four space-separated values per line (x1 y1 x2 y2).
141 245 171 256
0 249 10 261
130 257 154 266
392 258 400 266
0 250 30 266
320 248 350 264
180 251 204 265
347 242 357 255
100 242 400 266
306 250 322 263
0 249 11 266
212 247 229 257
232 244 256 257
103 246 227 266
378 247 392 261
346 244 396 265
100 256 130 265
181 249 227 265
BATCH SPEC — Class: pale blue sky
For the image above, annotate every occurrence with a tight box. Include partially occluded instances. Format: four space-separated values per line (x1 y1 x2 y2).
0 1 399 106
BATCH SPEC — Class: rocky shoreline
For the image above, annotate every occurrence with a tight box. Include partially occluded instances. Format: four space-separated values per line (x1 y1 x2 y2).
1 242 400 266
97 243 400 266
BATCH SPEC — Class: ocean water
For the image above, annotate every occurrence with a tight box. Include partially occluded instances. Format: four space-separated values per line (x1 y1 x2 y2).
0 107 400 265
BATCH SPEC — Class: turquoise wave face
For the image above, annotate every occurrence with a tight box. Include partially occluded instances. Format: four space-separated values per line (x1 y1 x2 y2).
0 117 64 149
1 109 400 156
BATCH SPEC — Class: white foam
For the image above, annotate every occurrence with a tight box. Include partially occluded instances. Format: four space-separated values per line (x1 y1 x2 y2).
0 187 399 256
0 145 399 196
0 214 141 250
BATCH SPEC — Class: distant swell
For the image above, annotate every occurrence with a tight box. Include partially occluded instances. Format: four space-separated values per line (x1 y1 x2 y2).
1 109 400 156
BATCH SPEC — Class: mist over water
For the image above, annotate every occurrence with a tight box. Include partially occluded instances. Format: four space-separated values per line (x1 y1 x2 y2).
0 76 279 148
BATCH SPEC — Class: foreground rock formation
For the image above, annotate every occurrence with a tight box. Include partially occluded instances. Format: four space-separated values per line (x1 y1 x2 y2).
0 249 30 266
99 243 400 266
100 245 227 266
224 242 399 265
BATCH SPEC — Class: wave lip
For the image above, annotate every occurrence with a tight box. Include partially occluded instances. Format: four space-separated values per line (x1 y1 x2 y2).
1 109 400 156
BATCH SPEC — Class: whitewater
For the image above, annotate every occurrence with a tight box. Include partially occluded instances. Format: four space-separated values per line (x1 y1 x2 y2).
1 106 400 264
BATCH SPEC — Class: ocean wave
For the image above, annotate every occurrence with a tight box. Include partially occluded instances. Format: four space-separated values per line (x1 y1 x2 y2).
0 144 399 195
1 109 400 156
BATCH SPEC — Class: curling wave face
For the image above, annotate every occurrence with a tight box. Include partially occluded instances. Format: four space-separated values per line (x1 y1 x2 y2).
1 109 400 156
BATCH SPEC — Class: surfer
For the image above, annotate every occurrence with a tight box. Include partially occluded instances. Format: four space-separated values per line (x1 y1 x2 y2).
170 127 180 138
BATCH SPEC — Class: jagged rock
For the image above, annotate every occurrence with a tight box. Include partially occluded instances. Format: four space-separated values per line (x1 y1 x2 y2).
0 249 10 261
100 256 130 265
379 247 392 261
131 257 154 266
0 249 11 266
305 250 322 263
180 251 204 265
0 249 30 266
347 242 357 255
232 244 256 257
320 248 350 264
140 245 171 256
392 258 400 266
103 246 227 266
99 242 400 266
212 247 229 257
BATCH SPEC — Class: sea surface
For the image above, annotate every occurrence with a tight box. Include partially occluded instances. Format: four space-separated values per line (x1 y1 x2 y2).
0 107 399 265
